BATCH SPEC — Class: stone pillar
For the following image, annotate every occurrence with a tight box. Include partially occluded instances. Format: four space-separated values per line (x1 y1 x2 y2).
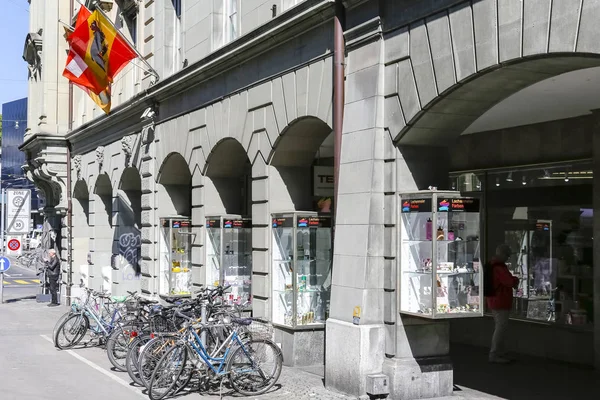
251 154 271 320
591 110 600 371
190 167 206 290
140 124 158 296
325 30 387 397
382 145 453 399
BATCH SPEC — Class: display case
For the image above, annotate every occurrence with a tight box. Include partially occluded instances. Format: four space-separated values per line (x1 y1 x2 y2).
271 212 332 328
205 215 252 306
159 217 193 296
399 191 483 318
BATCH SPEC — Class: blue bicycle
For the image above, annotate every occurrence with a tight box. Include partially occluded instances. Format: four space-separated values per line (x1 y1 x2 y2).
148 310 283 399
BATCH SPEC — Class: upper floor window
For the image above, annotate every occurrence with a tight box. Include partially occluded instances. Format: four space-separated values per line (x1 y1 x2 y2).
225 0 239 43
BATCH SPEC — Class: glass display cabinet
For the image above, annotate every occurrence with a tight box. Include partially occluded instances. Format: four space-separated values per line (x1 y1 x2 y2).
205 215 252 306
271 212 332 328
159 217 193 296
399 191 483 318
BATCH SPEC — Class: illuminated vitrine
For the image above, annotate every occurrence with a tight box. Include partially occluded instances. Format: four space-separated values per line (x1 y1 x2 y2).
399 191 484 318
271 212 332 328
159 217 193 296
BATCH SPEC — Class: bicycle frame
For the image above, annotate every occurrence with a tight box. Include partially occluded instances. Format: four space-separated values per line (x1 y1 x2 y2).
184 325 251 376
84 301 123 336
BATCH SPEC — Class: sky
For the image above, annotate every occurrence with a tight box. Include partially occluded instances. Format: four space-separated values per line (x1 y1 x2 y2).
0 0 29 107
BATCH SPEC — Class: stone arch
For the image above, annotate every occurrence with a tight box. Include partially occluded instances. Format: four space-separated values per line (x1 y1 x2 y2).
113 167 142 294
90 173 114 290
384 0 600 146
157 152 192 217
268 116 333 212
203 138 252 216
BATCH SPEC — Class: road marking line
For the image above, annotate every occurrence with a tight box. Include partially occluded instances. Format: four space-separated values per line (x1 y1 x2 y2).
14 280 31 284
39 335 146 398
31 279 40 283
2 281 10 285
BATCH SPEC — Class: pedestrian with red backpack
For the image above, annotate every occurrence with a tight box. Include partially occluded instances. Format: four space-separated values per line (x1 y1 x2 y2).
484 244 519 364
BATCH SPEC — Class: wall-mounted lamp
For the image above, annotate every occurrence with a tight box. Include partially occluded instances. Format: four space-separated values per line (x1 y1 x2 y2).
564 172 569 182
496 177 500 187
522 175 527 185
506 172 513 182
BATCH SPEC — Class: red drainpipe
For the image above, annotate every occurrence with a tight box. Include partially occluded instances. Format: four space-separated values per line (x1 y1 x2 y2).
333 0 345 236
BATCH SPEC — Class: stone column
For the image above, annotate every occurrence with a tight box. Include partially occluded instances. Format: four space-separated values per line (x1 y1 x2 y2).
325 27 387 397
140 124 158 296
591 110 600 372
190 168 206 290
251 154 271 319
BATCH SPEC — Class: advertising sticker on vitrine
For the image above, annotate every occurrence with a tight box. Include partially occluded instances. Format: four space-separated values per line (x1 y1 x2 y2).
450 198 480 212
401 198 431 213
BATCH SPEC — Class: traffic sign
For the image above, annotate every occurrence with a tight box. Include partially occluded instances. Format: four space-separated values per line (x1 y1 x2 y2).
7 239 21 251
6 189 31 235
0 257 10 272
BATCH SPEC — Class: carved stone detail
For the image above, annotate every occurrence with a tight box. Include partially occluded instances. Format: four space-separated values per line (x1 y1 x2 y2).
73 155 83 180
23 29 43 81
121 135 134 166
96 146 105 171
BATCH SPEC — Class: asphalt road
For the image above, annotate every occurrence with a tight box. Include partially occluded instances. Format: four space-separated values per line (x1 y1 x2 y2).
1 256 40 303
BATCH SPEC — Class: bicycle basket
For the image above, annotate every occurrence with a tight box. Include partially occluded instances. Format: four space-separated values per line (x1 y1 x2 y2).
150 314 177 333
243 318 273 341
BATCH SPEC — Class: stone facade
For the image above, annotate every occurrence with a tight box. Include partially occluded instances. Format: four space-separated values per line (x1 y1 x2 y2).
22 0 600 399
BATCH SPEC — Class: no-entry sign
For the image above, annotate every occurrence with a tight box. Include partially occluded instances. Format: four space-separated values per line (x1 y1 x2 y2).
8 238 21 251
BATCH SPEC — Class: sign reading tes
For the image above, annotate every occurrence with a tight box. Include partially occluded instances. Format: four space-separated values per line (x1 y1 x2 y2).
313 166 334 197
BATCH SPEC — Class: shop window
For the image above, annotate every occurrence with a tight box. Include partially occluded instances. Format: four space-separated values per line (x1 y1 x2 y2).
459 161 594 328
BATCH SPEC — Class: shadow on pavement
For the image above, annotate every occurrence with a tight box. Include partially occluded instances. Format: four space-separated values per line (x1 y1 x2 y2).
451 343 600 400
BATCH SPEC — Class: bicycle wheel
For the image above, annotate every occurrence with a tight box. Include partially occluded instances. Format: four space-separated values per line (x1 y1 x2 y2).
52 311 74 348
126 334 152 386
139 336 175 389
227 339 283 396
148 344 188 400
54 314 89 350
106 322 142 371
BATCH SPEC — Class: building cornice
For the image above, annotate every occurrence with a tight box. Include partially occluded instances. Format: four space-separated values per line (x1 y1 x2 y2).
60 0 336 150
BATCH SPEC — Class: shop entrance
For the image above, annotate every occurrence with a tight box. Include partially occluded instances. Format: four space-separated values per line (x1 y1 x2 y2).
204 139 252 305
157 153 192 296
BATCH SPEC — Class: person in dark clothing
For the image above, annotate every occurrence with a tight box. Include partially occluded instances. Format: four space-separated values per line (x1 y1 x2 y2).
44 249 60 306
486 244 519 364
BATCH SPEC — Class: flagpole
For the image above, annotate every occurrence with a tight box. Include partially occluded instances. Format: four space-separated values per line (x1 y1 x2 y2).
91 2 160 81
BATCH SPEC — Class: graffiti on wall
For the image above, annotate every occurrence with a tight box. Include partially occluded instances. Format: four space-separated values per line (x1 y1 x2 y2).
119 231 141 276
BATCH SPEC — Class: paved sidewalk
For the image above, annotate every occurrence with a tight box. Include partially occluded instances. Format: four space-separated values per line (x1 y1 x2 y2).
3 298 593 400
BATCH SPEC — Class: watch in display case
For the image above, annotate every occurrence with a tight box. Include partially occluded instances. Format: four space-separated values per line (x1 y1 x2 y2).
400 191 484 319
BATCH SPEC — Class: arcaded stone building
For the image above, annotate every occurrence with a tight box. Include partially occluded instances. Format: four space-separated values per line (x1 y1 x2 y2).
23 0 600 398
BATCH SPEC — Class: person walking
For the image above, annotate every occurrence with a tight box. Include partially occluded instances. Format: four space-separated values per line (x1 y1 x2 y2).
485 244 519 364
44 249 60 306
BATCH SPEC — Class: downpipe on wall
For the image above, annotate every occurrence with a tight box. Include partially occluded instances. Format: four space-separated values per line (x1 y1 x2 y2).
332 0 345 245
